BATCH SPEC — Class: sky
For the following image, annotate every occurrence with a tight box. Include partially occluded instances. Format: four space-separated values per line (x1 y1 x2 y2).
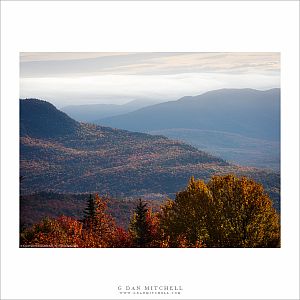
20 52 280 108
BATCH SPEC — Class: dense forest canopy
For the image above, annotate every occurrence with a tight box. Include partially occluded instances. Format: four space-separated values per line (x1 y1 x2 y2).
20 175 280 248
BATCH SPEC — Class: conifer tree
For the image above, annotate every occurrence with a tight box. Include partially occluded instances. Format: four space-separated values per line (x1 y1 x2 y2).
83 194 96 226
129 199 151 247
81 194 118 247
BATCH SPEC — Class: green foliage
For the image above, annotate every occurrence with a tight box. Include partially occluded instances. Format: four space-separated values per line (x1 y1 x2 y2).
129 199 152 247
83 194 96 225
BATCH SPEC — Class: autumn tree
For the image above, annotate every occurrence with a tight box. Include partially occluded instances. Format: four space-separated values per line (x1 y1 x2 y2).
146 208 161 247
111 227 133 248
81 194 118 247
20 216 83 247
159 175 280 248
20 194 133 248
207 175 280 247
159 177 211 247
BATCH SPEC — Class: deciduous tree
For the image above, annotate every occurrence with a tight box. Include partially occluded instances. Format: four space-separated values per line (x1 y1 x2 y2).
159 175 280 247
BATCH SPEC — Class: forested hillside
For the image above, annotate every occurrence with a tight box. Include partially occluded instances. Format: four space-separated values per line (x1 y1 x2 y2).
20 99 227 197
20 99 279 201
20 175 280 248
20 98 280 231
96 89 280 169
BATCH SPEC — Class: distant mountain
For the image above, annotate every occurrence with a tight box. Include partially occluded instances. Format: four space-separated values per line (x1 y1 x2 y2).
97 88 280 141
122 98 163 110
61 98 163 122
61 103 124 122
20 99 279 209
96 89 280 169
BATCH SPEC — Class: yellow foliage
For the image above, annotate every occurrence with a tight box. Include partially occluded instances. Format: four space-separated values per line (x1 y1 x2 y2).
159 175 280 248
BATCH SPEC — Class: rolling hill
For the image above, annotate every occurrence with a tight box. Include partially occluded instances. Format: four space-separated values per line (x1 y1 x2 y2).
20 99 228 196
20 98 280 223
95 88 280 169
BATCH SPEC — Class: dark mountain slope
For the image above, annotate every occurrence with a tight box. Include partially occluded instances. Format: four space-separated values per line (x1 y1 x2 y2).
20 98 280 228
97 88 280 141
20 99 232 198
20 98 79 138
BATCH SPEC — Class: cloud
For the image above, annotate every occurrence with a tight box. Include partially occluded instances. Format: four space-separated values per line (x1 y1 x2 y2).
20 52 280 77
20 52 129 62
19 52 280 106
20 71 280 107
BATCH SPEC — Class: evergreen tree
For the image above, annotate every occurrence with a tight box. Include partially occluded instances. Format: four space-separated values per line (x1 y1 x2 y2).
81 194 118 247
129 199 151 247
83 194 96 226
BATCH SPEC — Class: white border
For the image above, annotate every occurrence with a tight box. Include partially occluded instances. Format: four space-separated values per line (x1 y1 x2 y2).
1 1 299 299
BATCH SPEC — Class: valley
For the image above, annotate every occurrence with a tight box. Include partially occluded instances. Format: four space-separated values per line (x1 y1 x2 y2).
95 88 280 170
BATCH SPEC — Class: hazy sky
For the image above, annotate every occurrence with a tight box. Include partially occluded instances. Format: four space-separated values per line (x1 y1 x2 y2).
20 52 280 107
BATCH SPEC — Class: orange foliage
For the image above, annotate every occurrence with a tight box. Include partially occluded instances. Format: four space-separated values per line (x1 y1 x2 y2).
20 175 280 248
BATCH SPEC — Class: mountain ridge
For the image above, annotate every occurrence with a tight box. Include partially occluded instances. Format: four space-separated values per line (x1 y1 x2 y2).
60 98 163 122
19 98 280 224
20 98 233 197
96 88 280 141
94 88 280 169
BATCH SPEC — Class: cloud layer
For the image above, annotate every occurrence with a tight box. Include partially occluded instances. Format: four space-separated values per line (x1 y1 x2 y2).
20 52 280 107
